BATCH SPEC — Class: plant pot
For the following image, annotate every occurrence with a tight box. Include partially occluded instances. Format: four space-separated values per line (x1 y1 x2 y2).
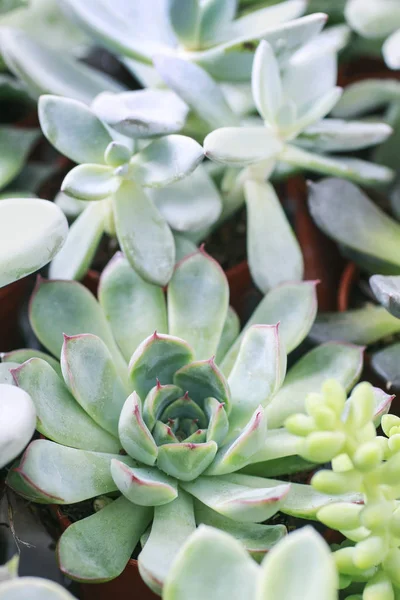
337 262 359 312
0 276 32 351
50 506 159 600
338 56 400 88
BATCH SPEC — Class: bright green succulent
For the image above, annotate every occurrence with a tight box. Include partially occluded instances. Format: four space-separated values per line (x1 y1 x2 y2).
3 248 368 594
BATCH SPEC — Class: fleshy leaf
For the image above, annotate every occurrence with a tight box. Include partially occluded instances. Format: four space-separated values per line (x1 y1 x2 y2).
252 40 282 123
118 392 158 465
173 358 230 410
265 342 364 428
204 397 229 446
0 127 39 190
0 198 68 288
216 307 240 364
333 79 400 119
0 384 36 469
162 395 207 428
129 333 194 400
168 249 229 360
297 119 393 153
383 29 400 70
62 164 119 201
372 343 400 389
39 95 113 164
112 180 175 287
157 441 218 482
370 275 400 319
1 348 62 377
61 334 128 437
0 362 19 385
58 496 152 582
143 384 183 431
111 461 177 506
12 358 120 452
204 127 282 168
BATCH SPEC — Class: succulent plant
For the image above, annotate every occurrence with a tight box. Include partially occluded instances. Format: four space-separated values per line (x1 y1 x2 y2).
0 556 74 600
38 93 206 286
0 383 35 469
4 249 367 594
287 379 400 598
163 525 338 600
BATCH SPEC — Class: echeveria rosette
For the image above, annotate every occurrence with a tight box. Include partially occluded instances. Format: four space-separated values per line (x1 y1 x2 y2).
38 92 206 287
286 380 400 598
4 250 365 593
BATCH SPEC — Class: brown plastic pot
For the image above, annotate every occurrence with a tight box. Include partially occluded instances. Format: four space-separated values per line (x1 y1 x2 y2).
338 56 400 88
0 276 32 351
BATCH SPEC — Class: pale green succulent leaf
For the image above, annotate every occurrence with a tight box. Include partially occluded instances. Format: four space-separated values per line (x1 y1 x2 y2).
173 233 197 263
0 578 75 599
112 180 176 287
153 421 179 446
0 198 68 288
372 343 400 389
1 348 62 376
245 180 303 294
12 358 120 452
143 384 183 432
204 126 282 167
49 202 105 281
99 252 168 362
174 358 230 410
345 0 400 39
297 119 393 153
163 525 258 600
216 307 240 364
221 281 318 375
139 490 196 596
0 384 36 469
168 0 200 48
229 0 307 42
62 164 119 202
0 127 39 190
118 391 158 465
383 29 400 70
333 79 400 119
252 40 282 123
91 89 188 138
58 495 152 583
38 95 113 165
168 249 229 360
199 0 238 46
111 460 177 506
285 87 343 138
157 441 218 481
266 342 364 428
370 275 400 319
204 397 229 446
129 333 194 400
0 362 19 385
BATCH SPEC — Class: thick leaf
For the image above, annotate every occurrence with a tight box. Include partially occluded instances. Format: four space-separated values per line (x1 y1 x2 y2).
12 358 120 452
139 491 196 595
370 275 400 319
245 180 303 294
39 95 113 164
112 180 175 287
0 362 19 385
0 384 36 469
252 40 282 123
286 88 343 138
168 249 229 360
91 89 188 138
174 358 230 409
204 397 229 445
153 54 239 129
149 165 222 233
265 342 364 428
204 127 282 167
297 119 393 153
174 233 197 262
0 127 39 190
258 526 338 600
98 252 167 362
308 179 400 271
221 281 318 375
1 28 124 103
129 332 194 400
163 525 258 600
228 325 286 428
216 307 240 364
157 441 218 481
12 440 134 503
61 334 128 436
118 392 158 465
372 343 400 389
49 202 105 281
143 383 183 431
310 306 400 346
383 28 400 70
62 164 119 201
0 578 75 599
345 0 400 38
0 198 68 288
129 135 203 188
333 79 400 119
1 348 62 376
111 461 177 506
58 496 152 582
182 475 290 522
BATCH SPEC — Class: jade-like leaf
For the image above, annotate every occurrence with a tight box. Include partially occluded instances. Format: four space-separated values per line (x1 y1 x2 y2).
1 28 124 103
0 127 39 190
143 384 183 431
0 384 36 469
168 249 229 360
174 358 230 410
62 164 119 201
61 334 128 436
39 95 113 165
168 0 200 48
12 439 134 503
333 79 400 119
139 491 196 596
252 40 282 124
182 475 290 522
157 441 218 482
216 307 240 364
372 343 400 389
310 306 400 346
111 461 177 506
0 577 76 598
163 525 258 600
204 127 282 168
49 202 105 281
297 119 393 153
58 496 152 582
129 135 203 188
118 392 158 465
129 333 194 400
112 180 176 287
0 198 68 288
265 342 364 428
153 421 179 446
12 358 120 453
308 179 400 272
194 501 286 562
153 54 239 130
221 281 318 376
258 526 338 600
1 348 62 377
92 89 188 138
383 29 400 69
228 325 286 428
245 180 303 294
99 252 167 362
370 275 400 319
244 429 303 467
